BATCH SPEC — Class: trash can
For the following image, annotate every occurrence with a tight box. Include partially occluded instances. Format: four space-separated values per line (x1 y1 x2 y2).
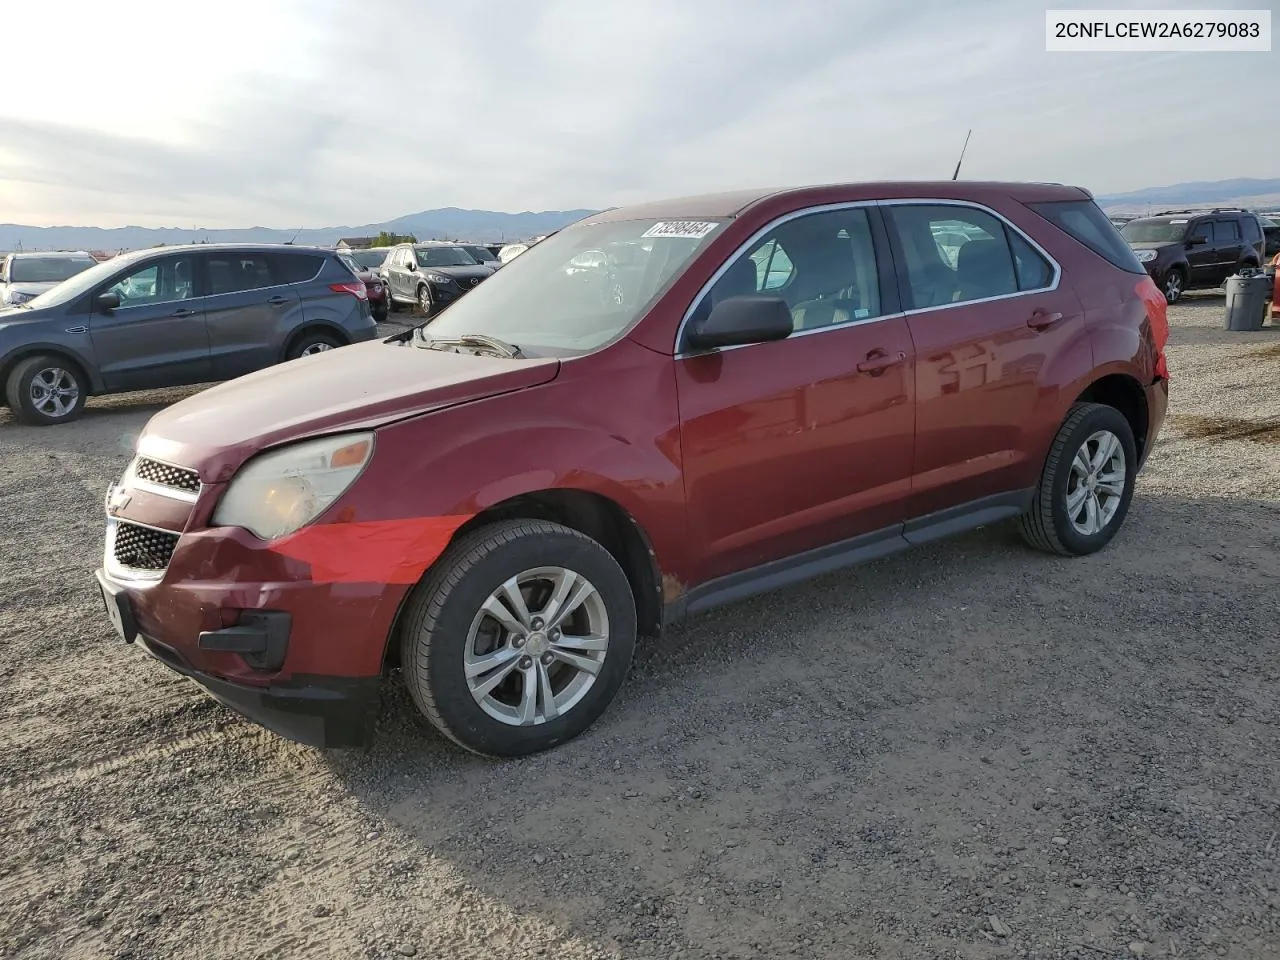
1223 273 1270 331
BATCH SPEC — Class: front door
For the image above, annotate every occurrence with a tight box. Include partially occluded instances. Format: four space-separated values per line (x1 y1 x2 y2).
881 201 1085 519
675 205 916 584
89 254 212 391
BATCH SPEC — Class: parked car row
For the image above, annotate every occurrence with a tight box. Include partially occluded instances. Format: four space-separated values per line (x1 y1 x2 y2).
0 245 377 424
91 179 1169 757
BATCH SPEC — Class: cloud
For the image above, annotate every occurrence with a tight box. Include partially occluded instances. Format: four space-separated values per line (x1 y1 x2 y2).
1 0 1272 228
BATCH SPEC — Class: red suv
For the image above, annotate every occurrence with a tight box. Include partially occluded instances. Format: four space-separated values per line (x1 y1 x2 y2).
95 181 1170 756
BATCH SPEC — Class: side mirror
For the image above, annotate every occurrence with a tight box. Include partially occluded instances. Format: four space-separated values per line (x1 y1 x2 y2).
96 291 121 311
686 294 793 351
406 261 417 272
1187 235 1208 247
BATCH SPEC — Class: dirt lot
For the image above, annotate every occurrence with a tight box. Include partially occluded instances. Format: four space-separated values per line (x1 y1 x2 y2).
2 298 1278 960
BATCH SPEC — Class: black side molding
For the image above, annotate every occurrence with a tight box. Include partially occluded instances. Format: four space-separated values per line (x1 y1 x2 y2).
663 489 1035 627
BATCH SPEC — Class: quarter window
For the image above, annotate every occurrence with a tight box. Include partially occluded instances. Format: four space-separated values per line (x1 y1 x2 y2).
107 257 197 307
694 207 883 337
1008 231 1053 291
886 205 1020 308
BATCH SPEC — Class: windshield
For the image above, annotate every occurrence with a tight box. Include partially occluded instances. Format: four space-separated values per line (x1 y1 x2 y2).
1121 220 1188 244
348 248 390 268
420 217 725 356
9 256 97 283
462 245 497 262
21 251 150 309
415 246 478 267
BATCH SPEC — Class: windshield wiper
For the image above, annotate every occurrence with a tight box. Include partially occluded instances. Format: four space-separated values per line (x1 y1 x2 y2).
412 328 523 359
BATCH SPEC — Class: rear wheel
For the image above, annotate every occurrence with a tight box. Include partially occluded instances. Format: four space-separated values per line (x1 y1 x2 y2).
1018 402 1137 557
372 300 388 323
400 519 637 757
5 355 87 426
285 331 341 360
1162 268 1185 303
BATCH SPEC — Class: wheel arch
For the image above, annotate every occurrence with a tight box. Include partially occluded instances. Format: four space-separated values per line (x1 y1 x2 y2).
280 323 350 362
0 343 101 396
383 487 664 671
1074 371 1149 462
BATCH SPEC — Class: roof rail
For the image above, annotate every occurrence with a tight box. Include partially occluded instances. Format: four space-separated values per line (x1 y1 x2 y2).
1154 206 1249 216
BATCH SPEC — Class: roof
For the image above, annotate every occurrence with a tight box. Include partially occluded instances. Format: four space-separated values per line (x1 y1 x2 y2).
336 237 377 248
587 181 1090 223
7 249 92 258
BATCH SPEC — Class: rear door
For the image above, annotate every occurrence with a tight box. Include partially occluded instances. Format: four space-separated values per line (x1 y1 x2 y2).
883 201 1083 521
1211 218 1244 281
201 251 306 379
89 253 212 390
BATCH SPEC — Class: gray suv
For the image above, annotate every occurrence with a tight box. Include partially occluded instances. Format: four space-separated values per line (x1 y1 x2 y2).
0 243 376 426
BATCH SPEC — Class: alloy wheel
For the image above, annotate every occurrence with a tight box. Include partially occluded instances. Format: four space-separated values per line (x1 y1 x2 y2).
300 342 333 356
1065 429 1126 536
28 367 80 419
418 285 432 315
463 566 610 726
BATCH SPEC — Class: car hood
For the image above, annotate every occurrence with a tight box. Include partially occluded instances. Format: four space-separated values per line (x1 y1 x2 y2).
136 337 561 482
1126 241 1181 252
2 281 58 296
426 265 496 283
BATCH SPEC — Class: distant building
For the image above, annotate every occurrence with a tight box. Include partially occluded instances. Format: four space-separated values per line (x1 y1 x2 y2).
336 237 377 251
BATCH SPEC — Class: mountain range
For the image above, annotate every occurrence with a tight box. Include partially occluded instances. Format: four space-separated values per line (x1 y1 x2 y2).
0 207 601 254
4 178 1279 252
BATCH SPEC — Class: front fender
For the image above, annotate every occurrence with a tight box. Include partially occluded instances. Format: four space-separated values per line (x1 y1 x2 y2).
0 338 104 392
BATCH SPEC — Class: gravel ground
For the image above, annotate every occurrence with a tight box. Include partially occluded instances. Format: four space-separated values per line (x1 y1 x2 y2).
2 300 1278 960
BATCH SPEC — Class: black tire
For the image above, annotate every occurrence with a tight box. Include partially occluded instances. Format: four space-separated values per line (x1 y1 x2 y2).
4 354 88 426
400 519 637 758
417 283 432 317
1162 267 1186 303
372 302 388 323
385 287 401 313
1018 402 1138 557
285 331 342 361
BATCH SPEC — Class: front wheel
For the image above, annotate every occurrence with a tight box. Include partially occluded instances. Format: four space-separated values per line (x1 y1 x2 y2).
1018 402 1137 557
5 354 88 426
417 283 433 317
400 519 637 757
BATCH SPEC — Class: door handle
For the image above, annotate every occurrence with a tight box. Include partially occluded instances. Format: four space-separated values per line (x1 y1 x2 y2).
856 350 907 374
170 308 196 318
267 295 290 305
1027 309 1064 331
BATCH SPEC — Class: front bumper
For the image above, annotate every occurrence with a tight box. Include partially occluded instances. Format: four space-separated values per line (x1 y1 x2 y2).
96 566 383 747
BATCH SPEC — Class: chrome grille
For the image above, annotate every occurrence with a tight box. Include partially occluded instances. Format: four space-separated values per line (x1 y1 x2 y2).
134 457 200 493
113 521 179 571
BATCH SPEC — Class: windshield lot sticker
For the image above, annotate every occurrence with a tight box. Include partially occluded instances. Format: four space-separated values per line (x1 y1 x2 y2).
641 221 719 240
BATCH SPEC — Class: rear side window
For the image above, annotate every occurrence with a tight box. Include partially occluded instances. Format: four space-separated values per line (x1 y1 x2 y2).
270 252 324 284
885 204 1021 308
1212 220 1240 243
1028 200 1146 274
207 254 276 295
1009 231 1053 291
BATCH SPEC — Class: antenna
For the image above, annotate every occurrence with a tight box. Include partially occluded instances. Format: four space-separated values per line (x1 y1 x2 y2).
951 129 972 181
287 226 302 245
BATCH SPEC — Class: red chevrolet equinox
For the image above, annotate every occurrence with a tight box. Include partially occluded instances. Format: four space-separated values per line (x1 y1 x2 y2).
96 182 1170 756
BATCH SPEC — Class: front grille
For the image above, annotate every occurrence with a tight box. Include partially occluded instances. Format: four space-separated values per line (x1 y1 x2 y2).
134 457 200 493
113 521 179 571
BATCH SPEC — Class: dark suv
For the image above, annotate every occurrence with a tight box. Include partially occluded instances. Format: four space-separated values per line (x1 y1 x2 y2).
380 242 497 316
95 181 1169 756
0 244 376 425
1120 208 1265 302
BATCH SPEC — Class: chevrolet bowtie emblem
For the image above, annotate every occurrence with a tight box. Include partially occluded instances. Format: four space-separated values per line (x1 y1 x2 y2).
107 487 131 514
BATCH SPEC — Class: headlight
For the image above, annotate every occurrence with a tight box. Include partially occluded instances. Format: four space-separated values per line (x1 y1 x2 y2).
1133 249 1158 263
211 433 374 540
3 290 33 305
425 273 455 285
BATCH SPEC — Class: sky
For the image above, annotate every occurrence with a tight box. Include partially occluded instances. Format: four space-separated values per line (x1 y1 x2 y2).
2 0 1274 229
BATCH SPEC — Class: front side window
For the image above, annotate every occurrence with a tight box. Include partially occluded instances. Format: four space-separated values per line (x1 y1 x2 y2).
9 256 97 283
423 217 725 356
108 257 197 307
887 204 1021 308
1188 222 1211 243
692 207 883 337
207 254 275 295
